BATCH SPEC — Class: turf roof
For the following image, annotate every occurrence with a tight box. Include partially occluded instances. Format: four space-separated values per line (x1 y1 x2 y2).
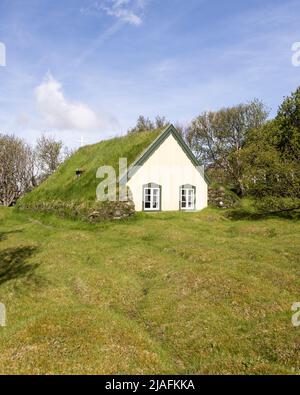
20 128 163 205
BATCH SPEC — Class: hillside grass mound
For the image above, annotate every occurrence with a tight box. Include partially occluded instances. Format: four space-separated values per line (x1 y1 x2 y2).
0 207 299 374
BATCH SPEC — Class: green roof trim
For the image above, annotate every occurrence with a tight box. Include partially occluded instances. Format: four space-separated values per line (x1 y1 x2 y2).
127 124 210 184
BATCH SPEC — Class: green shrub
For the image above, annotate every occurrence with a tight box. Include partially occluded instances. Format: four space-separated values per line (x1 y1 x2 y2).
254 196 300 214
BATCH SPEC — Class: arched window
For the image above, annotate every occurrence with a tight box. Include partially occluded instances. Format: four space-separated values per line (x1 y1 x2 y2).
143 183 161 211
180 185 196 210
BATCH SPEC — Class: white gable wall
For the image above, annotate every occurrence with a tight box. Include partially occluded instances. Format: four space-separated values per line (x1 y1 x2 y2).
127 134 208 212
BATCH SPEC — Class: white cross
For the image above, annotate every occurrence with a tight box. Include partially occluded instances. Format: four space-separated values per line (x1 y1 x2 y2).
78 136 87 147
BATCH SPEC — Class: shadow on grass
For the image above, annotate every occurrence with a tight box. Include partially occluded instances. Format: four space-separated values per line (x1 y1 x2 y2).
225 208 300 221
0 246 39 286
0 229 23 243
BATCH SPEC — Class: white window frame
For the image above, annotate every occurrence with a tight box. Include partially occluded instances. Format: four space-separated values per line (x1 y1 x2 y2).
180 187 195 210
143 186 160 211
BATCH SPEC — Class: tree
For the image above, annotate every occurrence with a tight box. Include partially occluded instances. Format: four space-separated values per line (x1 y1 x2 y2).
35 135 63 180
154 115 168 129
127 115 169 134
275 86 300 160
186 100 268 195
0 134 36 206
173 122 186 136
0 133 72 206
240 116 300 213
127 116 154 134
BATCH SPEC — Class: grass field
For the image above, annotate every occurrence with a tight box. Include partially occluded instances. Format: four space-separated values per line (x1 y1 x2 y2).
0 206 300 374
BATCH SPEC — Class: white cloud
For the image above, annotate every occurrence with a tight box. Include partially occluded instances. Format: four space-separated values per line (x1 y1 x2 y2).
151 59 177 80
82 0 146 26
34 73 102 132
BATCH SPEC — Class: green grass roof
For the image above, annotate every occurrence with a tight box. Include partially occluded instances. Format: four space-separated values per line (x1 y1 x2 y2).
20 128 163 205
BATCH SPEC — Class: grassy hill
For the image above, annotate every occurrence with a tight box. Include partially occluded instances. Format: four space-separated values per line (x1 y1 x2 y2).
0 206 299 374
19 129 162 207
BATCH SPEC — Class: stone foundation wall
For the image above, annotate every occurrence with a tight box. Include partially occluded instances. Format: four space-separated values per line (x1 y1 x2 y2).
208 186 239 209
88 200 136 221
18 199 136 222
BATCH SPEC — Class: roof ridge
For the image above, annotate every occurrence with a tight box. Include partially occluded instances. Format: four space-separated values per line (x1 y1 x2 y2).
125 124 209 184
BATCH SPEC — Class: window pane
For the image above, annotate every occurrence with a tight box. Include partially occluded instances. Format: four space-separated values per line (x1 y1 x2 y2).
189 189 194 208
181 189 186 209
144 186 161 210
181 188 195 209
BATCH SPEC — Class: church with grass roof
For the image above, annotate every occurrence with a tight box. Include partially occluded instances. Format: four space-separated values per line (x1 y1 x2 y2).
126 124 209 212
18 124 208 215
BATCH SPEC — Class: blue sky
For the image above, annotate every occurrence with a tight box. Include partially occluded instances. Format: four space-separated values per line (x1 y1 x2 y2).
0 0 300 148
